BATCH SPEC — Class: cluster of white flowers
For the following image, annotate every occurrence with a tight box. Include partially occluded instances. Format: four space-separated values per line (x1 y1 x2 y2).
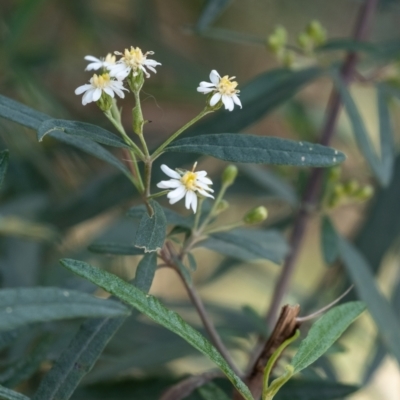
75 47 160 105
157 163 214 213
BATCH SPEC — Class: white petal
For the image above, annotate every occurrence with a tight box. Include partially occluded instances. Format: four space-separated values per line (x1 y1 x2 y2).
92 88 102 102
103 87 115 97
210 92 222 106
197 175 212 185
196 182 213 192
146 65 157 73
84 55 101 62
197 189 214 198
144 59 161 66
197 87 214 94
85 62 102 71
82 89 95 105
232 94 242 108
157 179 181 189
75 84 92 95
209 70 220 84
161 164 181 179
168 186 186 204
185 190 196 211
222 95 234 111
196 171 207 177
199 81 215 87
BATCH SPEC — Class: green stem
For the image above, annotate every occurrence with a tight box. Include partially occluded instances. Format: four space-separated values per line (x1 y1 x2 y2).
193 198 204 231
203 221 244 235
151 108 210 160
148 190 170 199
262 329 300 399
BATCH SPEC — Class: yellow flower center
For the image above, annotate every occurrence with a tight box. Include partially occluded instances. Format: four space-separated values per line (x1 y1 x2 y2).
217 76 239 95
92 73 111 88
122 47 146 68
181 171 198 191
105 53 116 64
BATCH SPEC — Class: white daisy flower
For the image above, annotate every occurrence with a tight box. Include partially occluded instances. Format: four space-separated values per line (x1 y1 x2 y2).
108 46 161 80
197 70 242 111
157 163 214 213
75 73 128 105
84 53 117 71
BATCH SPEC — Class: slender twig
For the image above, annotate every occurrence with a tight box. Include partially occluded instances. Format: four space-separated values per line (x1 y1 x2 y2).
265 0 379 329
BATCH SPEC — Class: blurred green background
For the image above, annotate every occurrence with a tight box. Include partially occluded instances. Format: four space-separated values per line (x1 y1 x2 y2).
1 1 400 399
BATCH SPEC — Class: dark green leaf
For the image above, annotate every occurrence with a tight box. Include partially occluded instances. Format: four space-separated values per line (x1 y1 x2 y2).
60 259 254 400
33 317 126 400
0 150 9 189
317 39 377 53
291 301 366 373
0 94 49 130
127 204 192 228
134 253 157 293
332 70 389 185
37 119 131 148
0 287 130 331
197 382 230 400
200 229 288 264
196 0 232 32
134 200 167 252
321 215 339 265
377 84 395 185
187 253 197 271
339 238 400 366
88 242 144 256
274 379 359 400
0 385 29 400
44 130 131 178
166 134 345 167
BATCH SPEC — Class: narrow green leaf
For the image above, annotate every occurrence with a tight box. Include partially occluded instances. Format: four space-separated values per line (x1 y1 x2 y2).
44 130 131 178
317 39 377 54
196 0 232 32
32 317 125 400
0 385 29 400
377 84 395 185
200 229 288 264
321 215 339 265
332 70 389 185
127 204 192 228
0 94 49 130
166 134 345 167
88 242 144 256
0 150 9 189
37 119 131 148
134 253 157 293
134 200 167 252
187 253 197 271
0 287 130 331
274 379 359 400
339 238 400 366
60 259 254 400
291 301 366 373
198 382 230 400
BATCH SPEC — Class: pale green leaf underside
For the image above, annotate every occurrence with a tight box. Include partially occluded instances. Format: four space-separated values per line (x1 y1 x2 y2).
166 134 345 167
291 301 366 373
60 258 254 400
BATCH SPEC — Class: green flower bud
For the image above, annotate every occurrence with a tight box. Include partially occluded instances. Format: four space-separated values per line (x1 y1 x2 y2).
297 32 313 52
356 185 374 201
222 164 238 186
128 69 145 93
306 20 327 46
267 25 287 54
244 206 268 225
96 92 113 112
215 199 229 214
281 50 296 68
328 166 341 182
333 183 345 196
344 179 360 195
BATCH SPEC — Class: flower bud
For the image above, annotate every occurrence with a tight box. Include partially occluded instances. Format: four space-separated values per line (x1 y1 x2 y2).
328 166 341 182
96 92 113 112
222 165 238 186
215 199 229 214
356 185 374 201
281 50 295 68
244 206 268 225
128 69 145 93
333 183 345 196
297 32 313 52
267 26 287 54
306 20 327 45
344 179 360 195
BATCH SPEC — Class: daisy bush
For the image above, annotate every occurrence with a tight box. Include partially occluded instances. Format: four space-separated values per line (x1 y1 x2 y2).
2 2 396 394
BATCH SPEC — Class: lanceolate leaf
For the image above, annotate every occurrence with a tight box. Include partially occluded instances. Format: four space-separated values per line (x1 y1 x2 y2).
332 71 389 186
339 238 400 366
0 150 9 189
60 259 254 400
32 317 126 400
0 385 29 400
321 215 339 265
134 200 167 252
37 119 131 149
0 287 130 331
377 84 395 185
165 134 345 167
133 252 157 293
291 301 366 373
199 229 289 264
196 0 232 32
88 242 144 256
0 94 49 130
